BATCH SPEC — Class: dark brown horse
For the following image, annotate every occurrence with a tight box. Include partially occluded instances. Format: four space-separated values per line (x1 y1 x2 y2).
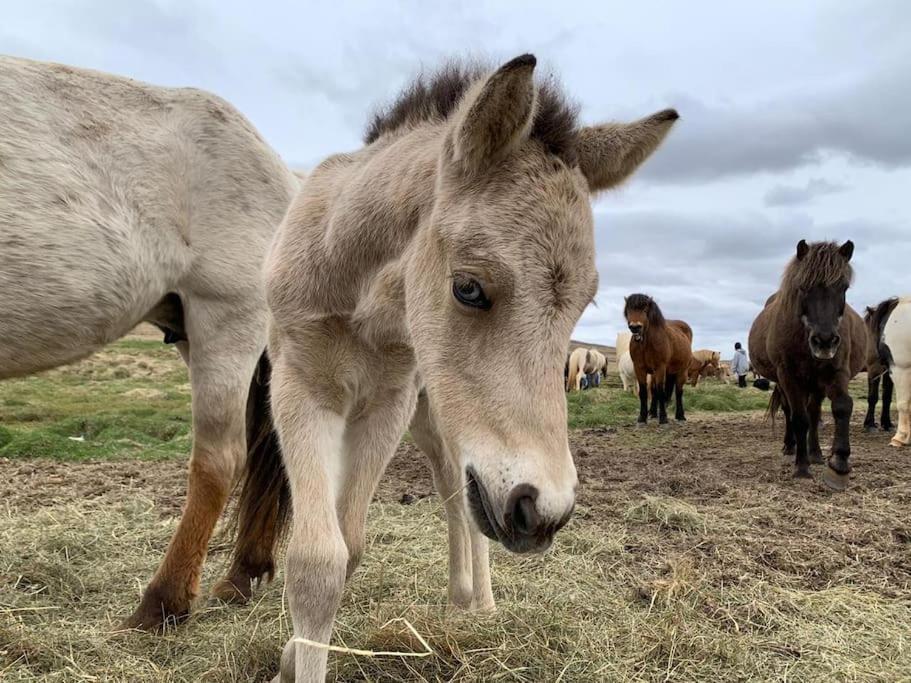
749 240 865 490
862 298 899 432
624 294 693 424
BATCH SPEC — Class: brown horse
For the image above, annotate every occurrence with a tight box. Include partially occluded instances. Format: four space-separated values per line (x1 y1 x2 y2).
624 294 693 424
748 240 865 490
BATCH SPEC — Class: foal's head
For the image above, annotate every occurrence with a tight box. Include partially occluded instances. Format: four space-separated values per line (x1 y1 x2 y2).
385 55 677 552
782 239 855 360
623 293 664 342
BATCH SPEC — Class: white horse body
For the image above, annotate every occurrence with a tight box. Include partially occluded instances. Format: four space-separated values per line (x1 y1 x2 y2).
0 55 300 627
618 350 637 394
885 297 911 447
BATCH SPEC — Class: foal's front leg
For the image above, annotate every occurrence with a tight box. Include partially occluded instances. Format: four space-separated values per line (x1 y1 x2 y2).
410 393 495 611
270 355 349 683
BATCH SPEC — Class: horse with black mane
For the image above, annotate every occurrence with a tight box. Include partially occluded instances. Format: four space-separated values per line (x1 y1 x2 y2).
624 294 693 424
863 298 898 433
748 240 865 490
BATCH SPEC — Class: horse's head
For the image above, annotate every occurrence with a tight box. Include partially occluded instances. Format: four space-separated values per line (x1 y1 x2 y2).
404 55 678 553
787 239 854 360
623 293 663 342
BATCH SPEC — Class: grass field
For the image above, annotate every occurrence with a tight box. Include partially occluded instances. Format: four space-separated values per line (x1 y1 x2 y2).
2 339 909 682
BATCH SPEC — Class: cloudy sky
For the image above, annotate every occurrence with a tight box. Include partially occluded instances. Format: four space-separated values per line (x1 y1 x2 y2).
4 1 909 354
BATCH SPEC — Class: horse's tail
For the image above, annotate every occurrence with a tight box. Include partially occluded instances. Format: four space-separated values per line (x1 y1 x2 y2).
767 384 783 424
230 353 291 581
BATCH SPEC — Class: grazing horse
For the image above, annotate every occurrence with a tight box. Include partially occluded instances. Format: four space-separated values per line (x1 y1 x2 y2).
863 298 898 433
0 56 299 628
237 54 678 681
748 240 865 490
867 297 911 447
624 294 693 424
687 354 719 387
566 346 605 391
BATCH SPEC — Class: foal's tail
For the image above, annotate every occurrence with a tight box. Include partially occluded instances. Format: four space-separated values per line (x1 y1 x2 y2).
230 353 291 580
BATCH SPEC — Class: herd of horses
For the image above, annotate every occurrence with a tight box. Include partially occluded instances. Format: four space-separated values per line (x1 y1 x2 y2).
1 52 909 682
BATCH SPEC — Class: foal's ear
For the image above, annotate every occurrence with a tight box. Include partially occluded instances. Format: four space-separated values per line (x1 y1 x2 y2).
796 239 810 260
451 54 537 172
576 109 678 193
839 240 854 261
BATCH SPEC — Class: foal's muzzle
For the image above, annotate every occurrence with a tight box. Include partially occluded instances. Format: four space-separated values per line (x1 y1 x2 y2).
465 468 571 554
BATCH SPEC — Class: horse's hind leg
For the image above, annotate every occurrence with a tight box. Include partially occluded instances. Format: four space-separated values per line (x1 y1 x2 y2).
807 393 824 464
890 367 911 447
781 397 796 456
864 375 881 431
125 304 264 630
410 392 495 611
881 373 895 431
674 374 686 422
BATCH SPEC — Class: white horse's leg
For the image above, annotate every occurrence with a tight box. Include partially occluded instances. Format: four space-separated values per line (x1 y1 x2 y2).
409 393 495 611
126 302 263 629
890 367 911 447
270 350 348 683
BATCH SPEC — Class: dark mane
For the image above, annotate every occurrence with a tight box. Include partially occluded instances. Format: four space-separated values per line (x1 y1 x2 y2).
780 241 853 302
865 297 899 363
624 293 665 327
364 59 580 164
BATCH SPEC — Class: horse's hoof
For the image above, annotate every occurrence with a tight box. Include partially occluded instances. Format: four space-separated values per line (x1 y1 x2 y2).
809 451 824 465
792 468 812 480
882 424 894 432
863 424 877 433
211 576 253 605
676 417 687 422
636 421 647 429
890 438 906 448
822 467 850 491
121 589 190 632
782 446 795 456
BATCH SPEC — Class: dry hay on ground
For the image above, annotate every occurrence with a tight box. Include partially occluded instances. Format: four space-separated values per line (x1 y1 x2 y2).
1 414 910 681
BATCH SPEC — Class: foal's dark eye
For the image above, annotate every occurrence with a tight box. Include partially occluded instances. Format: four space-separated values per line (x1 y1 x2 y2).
452 277 491 310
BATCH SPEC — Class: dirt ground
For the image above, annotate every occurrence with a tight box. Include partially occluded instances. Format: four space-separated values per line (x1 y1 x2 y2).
3 411 910 681
3 412 908 583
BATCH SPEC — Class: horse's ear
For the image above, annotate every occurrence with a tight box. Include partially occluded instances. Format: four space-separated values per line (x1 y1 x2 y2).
839 240 854 261
796 239 809 260
450 54 537 173
576 109 679 193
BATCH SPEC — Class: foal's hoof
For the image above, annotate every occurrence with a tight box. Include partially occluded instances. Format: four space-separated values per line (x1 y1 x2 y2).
882 423 894 432
676 417 687 423
792 467 812 480
809 451 824 465
863 424 877 433
636 421 647 429
782 445 795 456
822 467 850 491
211 576 254 605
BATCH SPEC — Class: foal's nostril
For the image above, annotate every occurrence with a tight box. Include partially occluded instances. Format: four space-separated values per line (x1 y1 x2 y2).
832 334 841 346
505 484 541 536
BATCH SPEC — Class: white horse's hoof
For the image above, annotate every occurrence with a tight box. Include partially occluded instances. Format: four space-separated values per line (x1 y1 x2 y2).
889 438 906 448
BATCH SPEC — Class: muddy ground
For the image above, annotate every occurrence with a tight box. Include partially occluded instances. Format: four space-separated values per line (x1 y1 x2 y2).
4 412 908 595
